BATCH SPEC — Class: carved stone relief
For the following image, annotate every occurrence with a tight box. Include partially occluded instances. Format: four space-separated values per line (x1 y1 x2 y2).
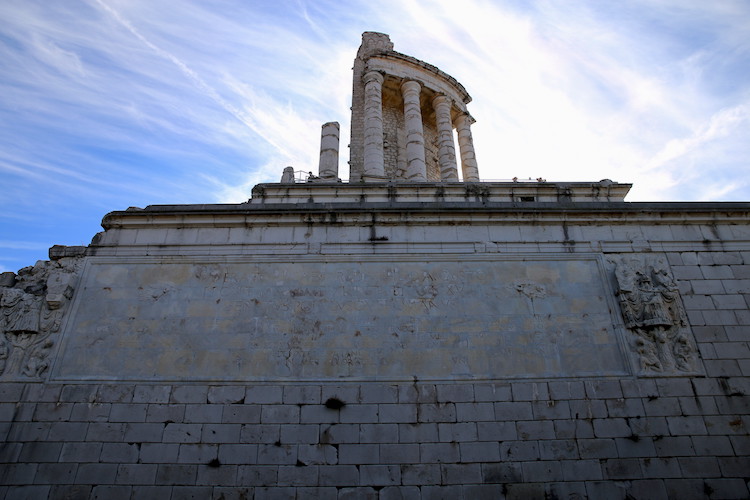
0 255 82 380
611 255 700 376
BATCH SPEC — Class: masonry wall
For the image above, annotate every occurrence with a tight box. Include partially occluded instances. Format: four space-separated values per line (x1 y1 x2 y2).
2 207 750 499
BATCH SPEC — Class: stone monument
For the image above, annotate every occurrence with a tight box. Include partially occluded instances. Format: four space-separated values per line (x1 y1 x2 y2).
0 32 748 500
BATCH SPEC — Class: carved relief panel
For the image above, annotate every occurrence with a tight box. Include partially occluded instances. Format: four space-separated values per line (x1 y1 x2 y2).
0 257 82 380
610 255 701 376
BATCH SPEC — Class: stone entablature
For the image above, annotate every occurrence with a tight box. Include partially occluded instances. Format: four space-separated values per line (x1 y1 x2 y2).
250 181 631 205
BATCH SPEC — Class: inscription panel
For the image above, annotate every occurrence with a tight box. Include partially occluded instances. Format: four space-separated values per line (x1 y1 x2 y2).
52 255 629 381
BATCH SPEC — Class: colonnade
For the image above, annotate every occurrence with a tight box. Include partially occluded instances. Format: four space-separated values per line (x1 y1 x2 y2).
362 70 479 182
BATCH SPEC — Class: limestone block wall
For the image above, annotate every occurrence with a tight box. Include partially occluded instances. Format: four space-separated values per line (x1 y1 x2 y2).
1 199 749 499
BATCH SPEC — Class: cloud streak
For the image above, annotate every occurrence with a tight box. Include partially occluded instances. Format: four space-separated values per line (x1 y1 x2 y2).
0 0 748 271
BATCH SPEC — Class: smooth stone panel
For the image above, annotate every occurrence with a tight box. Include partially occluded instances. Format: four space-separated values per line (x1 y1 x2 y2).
52 255 629 382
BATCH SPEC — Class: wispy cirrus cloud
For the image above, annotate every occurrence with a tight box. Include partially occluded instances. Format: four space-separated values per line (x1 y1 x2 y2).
0 0 748 270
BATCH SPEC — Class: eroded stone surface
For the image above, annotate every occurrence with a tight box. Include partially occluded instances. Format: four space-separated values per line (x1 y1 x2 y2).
52 255 627 381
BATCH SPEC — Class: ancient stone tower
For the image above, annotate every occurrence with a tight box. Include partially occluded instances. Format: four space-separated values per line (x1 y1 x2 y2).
347 32 478 183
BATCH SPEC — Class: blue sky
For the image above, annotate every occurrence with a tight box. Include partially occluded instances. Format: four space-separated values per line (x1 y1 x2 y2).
1 0 749 272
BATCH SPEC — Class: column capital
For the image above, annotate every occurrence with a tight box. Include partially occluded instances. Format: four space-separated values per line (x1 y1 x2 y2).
400 79 421 94
455 112 476 127
431 93 452 108
363 70 384 86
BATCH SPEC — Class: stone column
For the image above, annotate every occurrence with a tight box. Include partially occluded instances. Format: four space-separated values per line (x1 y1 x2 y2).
432 94 459 181
455 113 480 182
318 121 340 180
363 71 385 181
400 80 427 182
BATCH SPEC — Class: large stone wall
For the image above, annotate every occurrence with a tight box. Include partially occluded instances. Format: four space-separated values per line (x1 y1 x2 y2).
1 187 749 499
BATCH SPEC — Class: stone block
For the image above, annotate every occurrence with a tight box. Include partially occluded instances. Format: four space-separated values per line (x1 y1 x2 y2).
615 437 657 458
398 422 438 443
511 382 549 401
678 457 721 478
139 443 180 464
177 444 219 466
170 486 213 499
570 399 608 419
553 419 594 439
359 384 398 404
100 442 140 463
419 443 460 463
97 385 134 403
5 486 52 499
202 423 242 443
703 479 750 500
260 405 300 424
494 401 532 420
129 486 173 500
379 486 421 500
59 442 102 463
70 402 111 422
704 359 743 377
282 385 321 405
170 385 208 404
560 459 602 481
155 464 198 485
109 403 148 422
338 444 379 464
339 404 378 423
85 422 126 442
678 396 718 416
47 422 88 441
666 416 708 435
473 382 512 401
578 438 617 459
437 422 477 441
115 464 157 485
482 462 522 483
359 464 402 484
276 465 319 486
48 485 92 499
183 404 223 423
196 464 238 486
257 444 296 465
538 439 579 460
75 464 118 484
218 444 258 465
378 444 419 464
18 442 62 463
279 424 319 444
500 441 540 461
690 435 734 456
435 384 474 402
602 458 642 479
516 420 555 440
319 424 358 444
453 402 494 421
476 421 517 441
133 385 171 403
459 441 500 462
300 405 338 424
33 403 73 422
163 423 202 443
643 396 681 417
297 444 337 466
378 404 416 423
123 422 165 442
207 386 246 405
712 294 747 309
145 403 185 423
532 400 571 420
317 465 359 486
33 463 77 485
441 463 482 485
547 380 586 399
360 423 398 443
521 461 563 482
321 385 360 406
60 385 99 403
